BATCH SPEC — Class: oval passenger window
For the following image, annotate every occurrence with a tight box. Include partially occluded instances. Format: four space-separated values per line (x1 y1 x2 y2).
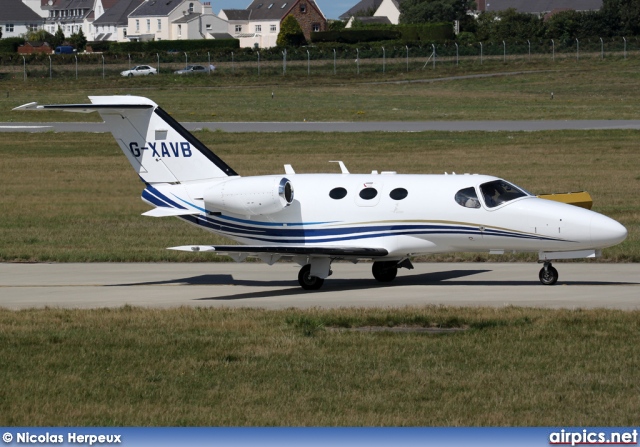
359 188 378 200
329 187 347 200
389 188 408 200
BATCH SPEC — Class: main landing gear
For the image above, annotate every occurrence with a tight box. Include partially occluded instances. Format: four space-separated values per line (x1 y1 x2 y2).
539 261 559 285
297 259 414 290
298 264 325 290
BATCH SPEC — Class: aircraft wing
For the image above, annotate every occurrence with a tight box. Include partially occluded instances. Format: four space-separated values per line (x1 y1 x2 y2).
169 245 388 257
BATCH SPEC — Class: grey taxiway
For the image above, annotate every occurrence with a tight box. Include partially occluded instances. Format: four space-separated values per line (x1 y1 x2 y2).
1 263 638 310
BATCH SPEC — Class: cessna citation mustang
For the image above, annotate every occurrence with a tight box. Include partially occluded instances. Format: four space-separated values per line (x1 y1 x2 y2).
15 96 627 290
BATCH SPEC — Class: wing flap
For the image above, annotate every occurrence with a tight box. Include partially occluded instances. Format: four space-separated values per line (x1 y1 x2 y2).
168 245 388 257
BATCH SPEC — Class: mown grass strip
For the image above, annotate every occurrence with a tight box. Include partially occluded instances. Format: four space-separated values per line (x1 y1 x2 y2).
1 306 639 426
3 57 640 122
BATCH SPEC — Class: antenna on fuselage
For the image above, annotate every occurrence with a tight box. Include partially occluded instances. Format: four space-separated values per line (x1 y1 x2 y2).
329 161 350 174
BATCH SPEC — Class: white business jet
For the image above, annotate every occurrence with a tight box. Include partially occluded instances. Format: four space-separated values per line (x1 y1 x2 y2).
15 96 627 290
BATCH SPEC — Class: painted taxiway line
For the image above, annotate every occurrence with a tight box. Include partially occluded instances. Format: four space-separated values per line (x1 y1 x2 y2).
0 263 638 310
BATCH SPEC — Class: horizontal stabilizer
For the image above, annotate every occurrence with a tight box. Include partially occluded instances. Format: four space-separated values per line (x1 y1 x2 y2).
13 102 153 113
168 245 389 257
142 208 201 217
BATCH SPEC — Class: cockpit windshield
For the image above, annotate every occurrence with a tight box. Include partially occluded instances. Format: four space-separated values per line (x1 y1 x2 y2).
480 180 529 208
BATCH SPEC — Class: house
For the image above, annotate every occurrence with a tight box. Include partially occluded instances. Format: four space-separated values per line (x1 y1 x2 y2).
18 41 52 53
339 0 383 21
342 0 405 28
127 0 228 41
41 0 98 39
91 0 142 41
219 0 327 49
0 0 44 38
479 0 603 17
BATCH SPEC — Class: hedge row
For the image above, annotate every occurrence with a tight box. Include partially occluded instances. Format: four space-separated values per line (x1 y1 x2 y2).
311 23 454 44
0 38 26 53
108 38 239 53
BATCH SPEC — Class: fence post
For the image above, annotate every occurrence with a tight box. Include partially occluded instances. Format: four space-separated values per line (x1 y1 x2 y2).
406 45 409 72
600 37 604 59
623 37 627 59
503 40 506 62
551 39 555 61
382 46 385 73
576 38 579 61
49 55 52 79
333 49 336 75
356 48 359 75
307 49 310 76
102 54 105 79
231 52 234 73
128 53 131 70
480 42 483 65
455 42 459 66
23 56 26 81
75 55 78 79
431 44 436 69
257 51 260 76
208 52 211 75
157 53 160 74
527 40 531 61
282 48 286 75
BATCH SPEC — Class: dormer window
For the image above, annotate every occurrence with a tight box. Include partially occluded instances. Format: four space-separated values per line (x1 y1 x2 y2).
281 2 287 8
268 3 273 8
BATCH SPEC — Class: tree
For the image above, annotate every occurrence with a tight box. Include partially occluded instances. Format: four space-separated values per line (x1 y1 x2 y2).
602 0 640 35
400 0 476 24
52 26 65 48
276 15 306 47
69 28 87 51
475 8 544 41
25 29 54 43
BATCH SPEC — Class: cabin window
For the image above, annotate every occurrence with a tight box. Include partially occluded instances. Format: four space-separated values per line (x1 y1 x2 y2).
389 188 408 200
329 187 347 200
359 188 378 200
455 187 480 209
480 180 528 208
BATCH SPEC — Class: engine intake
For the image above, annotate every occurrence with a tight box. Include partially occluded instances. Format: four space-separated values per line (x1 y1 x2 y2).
204 177 294 216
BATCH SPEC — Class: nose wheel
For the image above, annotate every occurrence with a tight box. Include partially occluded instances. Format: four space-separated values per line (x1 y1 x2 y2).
539 262 559 285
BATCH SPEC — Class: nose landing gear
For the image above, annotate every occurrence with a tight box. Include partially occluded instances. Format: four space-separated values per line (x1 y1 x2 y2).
539 261 559 285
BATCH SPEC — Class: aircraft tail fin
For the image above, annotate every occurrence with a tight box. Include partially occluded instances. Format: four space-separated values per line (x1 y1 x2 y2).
14 96 237 184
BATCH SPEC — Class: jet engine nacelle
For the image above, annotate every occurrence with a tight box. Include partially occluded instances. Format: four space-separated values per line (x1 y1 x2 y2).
204 177 294 216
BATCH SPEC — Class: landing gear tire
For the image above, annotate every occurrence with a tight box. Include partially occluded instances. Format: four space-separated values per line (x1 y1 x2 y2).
372 261 398 282
539 263 559 285
298 264 324 290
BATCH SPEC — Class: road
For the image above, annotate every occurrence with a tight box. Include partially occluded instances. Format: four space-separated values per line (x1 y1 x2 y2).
1 263 638 310
2 120 640 133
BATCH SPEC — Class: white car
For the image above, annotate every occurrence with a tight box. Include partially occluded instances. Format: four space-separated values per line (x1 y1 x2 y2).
121 65 157 77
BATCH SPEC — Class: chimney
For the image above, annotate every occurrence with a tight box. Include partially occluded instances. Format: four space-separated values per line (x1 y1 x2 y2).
202 1 212 15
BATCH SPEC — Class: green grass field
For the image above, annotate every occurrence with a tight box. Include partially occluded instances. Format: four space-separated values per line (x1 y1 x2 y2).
1 55 639 427
2 306 640 426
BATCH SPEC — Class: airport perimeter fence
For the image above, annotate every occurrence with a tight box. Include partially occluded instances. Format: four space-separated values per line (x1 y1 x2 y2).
2 36 640 80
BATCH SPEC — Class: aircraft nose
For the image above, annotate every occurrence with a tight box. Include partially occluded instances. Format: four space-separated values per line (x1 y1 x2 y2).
590 213 627 247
